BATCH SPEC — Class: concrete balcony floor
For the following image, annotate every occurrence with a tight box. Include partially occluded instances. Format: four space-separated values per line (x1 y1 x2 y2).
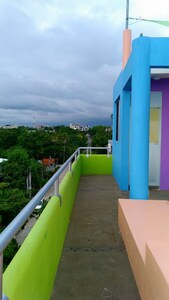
51 175 141 300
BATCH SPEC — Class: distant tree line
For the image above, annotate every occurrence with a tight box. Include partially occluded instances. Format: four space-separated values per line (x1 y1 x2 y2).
0 125 87 161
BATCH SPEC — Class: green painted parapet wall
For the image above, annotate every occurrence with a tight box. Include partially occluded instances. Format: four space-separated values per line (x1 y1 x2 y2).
3 154 112 299
81 154 112 175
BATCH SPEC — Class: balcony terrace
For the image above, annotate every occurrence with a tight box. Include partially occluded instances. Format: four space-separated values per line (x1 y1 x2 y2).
1 148 169 300
51 175 140 300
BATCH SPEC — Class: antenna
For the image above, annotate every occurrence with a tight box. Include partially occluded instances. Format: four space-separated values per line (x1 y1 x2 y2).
125 0 130 29
33 112 36 128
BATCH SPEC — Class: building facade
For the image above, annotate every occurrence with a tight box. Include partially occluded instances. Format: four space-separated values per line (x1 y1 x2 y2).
113 36 169 199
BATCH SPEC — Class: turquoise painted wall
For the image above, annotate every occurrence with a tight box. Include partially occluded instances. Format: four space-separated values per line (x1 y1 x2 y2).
3 154 112 299
113 36 169 199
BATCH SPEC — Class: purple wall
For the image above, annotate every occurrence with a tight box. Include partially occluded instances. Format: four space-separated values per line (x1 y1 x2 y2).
151 79 169 189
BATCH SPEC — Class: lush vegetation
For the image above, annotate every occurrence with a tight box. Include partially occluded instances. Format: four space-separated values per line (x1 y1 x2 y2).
0 125 112 267
89 125 112 147
0 125 87 161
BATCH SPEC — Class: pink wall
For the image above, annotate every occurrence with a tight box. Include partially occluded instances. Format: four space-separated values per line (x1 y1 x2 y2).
151 79 169 189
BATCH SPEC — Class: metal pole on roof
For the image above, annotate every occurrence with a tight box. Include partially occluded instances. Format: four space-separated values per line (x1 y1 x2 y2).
126 0 130 29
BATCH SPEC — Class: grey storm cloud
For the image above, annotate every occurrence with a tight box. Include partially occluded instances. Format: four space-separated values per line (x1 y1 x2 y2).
0 0 168 125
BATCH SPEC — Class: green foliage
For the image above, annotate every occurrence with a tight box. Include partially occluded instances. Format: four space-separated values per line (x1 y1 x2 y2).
18 129 52 159
89 126 112 147
3 239 18 271
1 147 46 192
0 184 28 226
0 126 88 163
2 147 30 190
0 128 19 150
29 159 49 195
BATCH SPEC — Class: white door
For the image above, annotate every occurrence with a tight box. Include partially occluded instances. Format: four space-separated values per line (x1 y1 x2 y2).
149 92 162 186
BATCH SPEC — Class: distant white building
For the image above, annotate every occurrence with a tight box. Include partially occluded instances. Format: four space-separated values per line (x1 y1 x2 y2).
69 123 90 131
1 125 19 129
0 158 8 163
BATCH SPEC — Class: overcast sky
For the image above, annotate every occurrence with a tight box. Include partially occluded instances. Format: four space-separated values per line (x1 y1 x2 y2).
0 0 169 126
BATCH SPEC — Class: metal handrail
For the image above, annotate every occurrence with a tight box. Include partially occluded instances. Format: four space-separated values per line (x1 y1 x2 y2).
80 147 108 149
0 146 110 299
0 148 79 254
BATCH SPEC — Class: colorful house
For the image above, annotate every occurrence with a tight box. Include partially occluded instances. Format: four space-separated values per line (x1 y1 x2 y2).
113 36 169 199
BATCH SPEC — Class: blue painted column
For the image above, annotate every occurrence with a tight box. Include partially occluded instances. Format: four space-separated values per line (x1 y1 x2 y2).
130 37 151 199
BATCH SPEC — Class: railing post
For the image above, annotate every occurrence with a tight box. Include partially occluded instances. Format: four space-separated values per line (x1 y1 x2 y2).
54 178 62 206
86 148 89 157
107 148 110 158
54 178 59 196
78 149 80 156
69 162 72 172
